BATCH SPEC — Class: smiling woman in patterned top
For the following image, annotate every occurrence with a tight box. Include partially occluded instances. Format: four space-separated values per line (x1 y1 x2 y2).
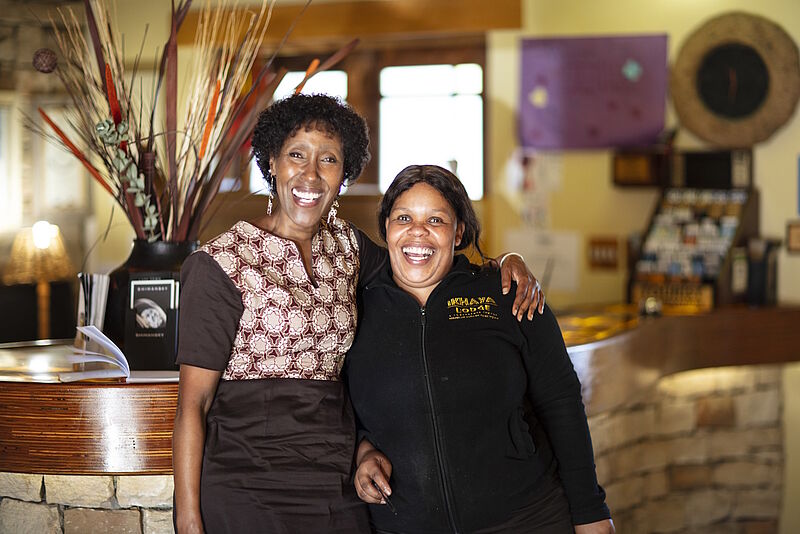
171 94 543 534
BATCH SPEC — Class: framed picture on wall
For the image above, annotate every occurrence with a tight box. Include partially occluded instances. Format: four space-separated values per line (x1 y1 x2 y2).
612 150 670 187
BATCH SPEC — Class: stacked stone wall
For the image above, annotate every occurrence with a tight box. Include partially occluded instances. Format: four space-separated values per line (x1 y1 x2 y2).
0 474 173 534
591 365 783 534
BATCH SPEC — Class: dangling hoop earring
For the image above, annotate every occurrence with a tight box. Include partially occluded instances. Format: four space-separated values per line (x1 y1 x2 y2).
266 172 275 215
326 179 347 224
327 197 339 224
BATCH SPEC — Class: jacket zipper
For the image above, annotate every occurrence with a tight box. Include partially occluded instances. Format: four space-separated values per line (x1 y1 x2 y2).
419 306 460 533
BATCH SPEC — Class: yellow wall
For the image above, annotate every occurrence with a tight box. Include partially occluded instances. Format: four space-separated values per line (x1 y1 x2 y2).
487 0 800 308
486 4 800 530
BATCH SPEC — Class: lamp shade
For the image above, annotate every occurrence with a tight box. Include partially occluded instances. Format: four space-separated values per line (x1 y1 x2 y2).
2 222 74 285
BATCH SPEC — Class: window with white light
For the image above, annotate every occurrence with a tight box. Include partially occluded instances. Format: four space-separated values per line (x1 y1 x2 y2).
379 63 484 200
0 97 22 233
0 106 7 177
272 70 348 102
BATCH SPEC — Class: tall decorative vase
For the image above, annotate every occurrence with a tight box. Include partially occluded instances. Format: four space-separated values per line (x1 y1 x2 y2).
104 240 198 370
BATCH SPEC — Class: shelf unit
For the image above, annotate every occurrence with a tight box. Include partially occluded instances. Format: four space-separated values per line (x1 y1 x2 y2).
629 187 759 311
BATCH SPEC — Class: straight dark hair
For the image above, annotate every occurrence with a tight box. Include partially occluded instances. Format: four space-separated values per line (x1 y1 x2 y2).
378 164 484 259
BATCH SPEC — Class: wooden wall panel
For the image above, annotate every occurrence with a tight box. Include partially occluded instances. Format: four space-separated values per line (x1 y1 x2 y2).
177 0 522 47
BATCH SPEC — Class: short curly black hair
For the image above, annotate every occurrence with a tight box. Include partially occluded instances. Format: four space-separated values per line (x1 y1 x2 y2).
251 94 370 186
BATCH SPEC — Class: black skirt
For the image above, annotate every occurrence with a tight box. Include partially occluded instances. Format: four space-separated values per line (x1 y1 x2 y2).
199 377 370 533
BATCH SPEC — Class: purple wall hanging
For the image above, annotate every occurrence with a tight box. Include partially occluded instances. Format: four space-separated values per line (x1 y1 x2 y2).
520 34 668 149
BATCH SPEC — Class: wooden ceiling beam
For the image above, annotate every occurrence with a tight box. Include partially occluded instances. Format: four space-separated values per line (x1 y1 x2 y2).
177 0 522 46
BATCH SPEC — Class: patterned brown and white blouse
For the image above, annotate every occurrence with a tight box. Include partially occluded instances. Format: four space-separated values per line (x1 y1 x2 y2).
176 218 379 382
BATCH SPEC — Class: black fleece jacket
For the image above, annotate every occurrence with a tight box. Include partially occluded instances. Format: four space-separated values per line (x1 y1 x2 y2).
343 255 609 533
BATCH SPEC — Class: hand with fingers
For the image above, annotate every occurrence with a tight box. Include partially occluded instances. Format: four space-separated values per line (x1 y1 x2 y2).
498 252 546 320
354 440 394 508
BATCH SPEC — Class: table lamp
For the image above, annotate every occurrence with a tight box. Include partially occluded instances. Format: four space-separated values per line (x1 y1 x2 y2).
2 221 75 339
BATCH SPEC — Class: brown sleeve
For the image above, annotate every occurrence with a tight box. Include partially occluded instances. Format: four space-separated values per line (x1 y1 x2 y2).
176 251 244 371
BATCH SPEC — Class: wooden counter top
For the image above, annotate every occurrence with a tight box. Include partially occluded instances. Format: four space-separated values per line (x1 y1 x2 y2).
567 306 800 414
1 306 799 474
0 382 177 475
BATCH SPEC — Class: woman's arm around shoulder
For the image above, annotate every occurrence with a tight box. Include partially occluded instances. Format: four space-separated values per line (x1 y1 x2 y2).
495 252 545 320
351 225 388 289
173 365 222 534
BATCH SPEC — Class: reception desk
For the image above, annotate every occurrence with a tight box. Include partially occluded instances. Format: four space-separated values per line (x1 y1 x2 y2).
1 305 798 475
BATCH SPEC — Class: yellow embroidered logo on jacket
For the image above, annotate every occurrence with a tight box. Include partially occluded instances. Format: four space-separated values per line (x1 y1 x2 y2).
447 296 499 320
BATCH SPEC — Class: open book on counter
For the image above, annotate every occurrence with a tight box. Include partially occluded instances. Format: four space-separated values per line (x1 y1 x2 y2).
0 326 178 383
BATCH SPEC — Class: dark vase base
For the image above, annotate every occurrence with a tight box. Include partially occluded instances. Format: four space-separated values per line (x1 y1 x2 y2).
103 240 198 371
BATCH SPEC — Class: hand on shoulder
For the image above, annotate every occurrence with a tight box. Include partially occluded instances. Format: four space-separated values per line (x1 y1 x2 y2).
497 252 545 320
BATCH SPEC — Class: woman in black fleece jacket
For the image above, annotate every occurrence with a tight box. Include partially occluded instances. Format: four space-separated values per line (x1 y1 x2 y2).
344 165 613 534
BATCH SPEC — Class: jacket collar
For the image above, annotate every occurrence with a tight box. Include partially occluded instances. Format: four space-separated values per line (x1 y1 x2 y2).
370 253 477 291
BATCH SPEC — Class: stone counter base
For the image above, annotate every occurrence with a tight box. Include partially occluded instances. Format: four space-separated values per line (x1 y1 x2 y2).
591 364 784 534
0 474 173 534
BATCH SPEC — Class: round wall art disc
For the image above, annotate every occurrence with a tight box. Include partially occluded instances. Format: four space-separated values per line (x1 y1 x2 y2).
671 11 800 147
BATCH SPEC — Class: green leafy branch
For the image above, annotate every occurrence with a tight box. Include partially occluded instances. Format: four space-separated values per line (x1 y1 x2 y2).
96 119 160 242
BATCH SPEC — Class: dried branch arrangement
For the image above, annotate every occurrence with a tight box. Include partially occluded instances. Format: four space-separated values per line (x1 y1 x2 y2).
31 0 356 242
